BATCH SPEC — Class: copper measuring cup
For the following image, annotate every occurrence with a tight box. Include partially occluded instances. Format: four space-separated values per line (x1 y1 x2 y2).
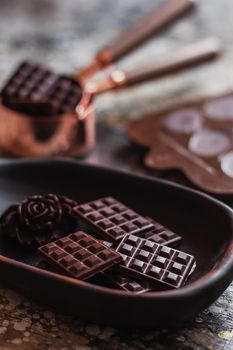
0 0 221 157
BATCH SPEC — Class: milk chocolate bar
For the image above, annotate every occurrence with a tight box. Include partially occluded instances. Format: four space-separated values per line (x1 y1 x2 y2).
37 231 122 280
73 197 155 242
115 234 196 289
1 60 83 115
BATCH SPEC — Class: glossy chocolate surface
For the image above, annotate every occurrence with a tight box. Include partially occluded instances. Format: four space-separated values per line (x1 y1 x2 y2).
102 270 151 294
143 217 182 246
73 197 154 242
38 231 122 280
35 212 182 294
1 60 83 115
115 234 196 290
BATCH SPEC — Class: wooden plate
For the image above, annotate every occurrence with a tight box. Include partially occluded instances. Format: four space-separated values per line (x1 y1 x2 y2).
0 159 232 328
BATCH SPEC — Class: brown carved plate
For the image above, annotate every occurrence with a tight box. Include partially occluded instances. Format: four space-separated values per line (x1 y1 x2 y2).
0 159 232 328
126 93 233 194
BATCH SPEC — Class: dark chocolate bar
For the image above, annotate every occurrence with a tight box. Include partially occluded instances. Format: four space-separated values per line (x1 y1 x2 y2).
73 197 155 242
142 217 182 247
115 234 196 290
1 60 83 115
37 257 149 294
37 231 122 280
102 270 151 294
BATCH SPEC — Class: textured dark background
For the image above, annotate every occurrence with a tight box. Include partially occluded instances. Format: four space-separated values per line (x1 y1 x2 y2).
0 1 233 349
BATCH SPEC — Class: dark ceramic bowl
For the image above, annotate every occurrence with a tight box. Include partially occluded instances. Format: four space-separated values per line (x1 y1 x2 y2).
0 159 232 328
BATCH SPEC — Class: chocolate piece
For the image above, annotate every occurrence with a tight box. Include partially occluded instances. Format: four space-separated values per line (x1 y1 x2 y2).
1 60 83 116
36 258 145 295
100 240 152 293
102 220 182 248
115 234 196 290
143 217 182 247
73 197 154 242
38 231 122 280
102 270 151 294
0 194 78 246
37 257 149 293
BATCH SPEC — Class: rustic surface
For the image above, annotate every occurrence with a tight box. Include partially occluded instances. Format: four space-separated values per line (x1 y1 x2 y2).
0 0 233 349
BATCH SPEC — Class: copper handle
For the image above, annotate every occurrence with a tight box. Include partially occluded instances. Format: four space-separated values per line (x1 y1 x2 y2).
120 37 222 85
86 38 222 94
76 0 196 80
96 0 196 65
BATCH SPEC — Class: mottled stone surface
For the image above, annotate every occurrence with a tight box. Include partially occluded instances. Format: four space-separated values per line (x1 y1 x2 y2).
0 0 233 349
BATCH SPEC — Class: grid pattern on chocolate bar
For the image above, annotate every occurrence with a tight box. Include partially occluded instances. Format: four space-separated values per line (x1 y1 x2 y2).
37 231 122 280
73 197 155 242
141 217 182 247
37 257 151 294
115 234 196 290
1 60 82 115
103 270 151 294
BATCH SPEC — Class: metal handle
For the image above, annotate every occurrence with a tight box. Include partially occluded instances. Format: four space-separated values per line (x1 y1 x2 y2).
96 0 196 65
121 37 222 85
76 0 196 80
86 38 222 94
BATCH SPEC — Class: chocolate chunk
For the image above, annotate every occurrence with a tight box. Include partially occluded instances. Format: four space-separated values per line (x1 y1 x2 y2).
115 234 196 290
73 197 154 242
0 194 79 246
142 217 182 247
102 270 151 294
38 231 122 280
1 60 83 116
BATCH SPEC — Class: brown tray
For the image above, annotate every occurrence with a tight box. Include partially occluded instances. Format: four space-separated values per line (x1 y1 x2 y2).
0 159 232 328
126 93 233 195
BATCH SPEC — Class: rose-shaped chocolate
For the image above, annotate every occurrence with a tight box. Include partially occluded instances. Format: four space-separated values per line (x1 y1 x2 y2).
18 194 62 232
0 194 79 246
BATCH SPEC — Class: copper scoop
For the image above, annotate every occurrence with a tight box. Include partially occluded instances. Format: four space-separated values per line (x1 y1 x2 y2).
0 0 222 158
76 0 197 81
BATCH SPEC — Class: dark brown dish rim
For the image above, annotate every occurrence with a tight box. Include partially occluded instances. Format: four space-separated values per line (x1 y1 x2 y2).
0 159 232 328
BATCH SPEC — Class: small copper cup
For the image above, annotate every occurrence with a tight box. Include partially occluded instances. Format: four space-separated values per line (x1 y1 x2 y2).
0 0 220 158
0 92 95 158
